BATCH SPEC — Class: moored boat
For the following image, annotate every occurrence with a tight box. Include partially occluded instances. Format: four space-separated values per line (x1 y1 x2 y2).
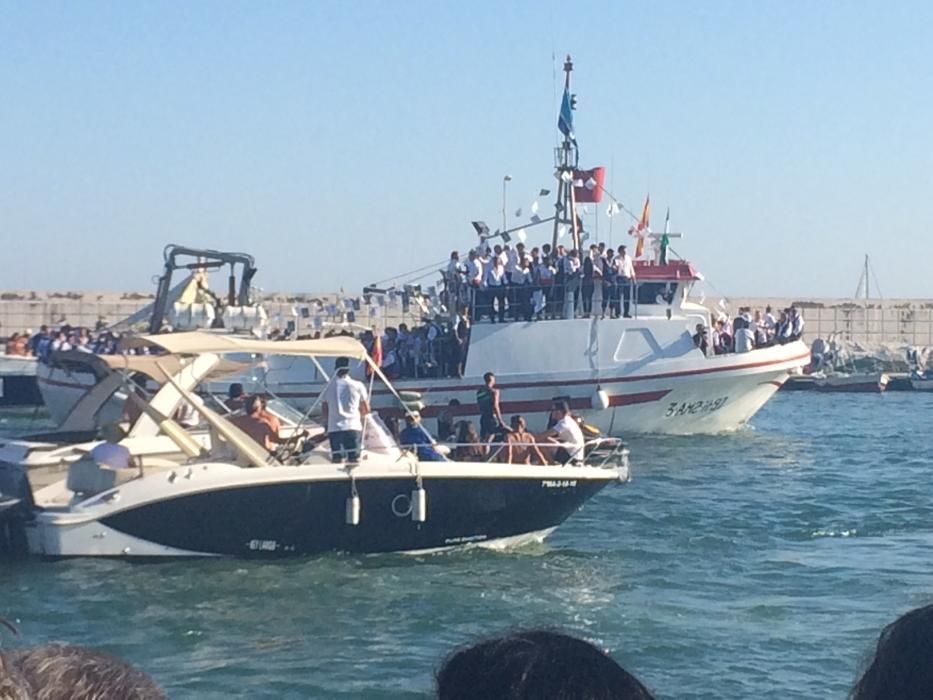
813 372 889 393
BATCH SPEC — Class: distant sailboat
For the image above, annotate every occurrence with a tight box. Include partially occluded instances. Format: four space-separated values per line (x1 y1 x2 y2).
813 255 889 393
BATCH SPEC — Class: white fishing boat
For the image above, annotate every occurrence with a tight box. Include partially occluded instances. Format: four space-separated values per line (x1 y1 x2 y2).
35 59 810 437
1 332 627 559
256 57 809 435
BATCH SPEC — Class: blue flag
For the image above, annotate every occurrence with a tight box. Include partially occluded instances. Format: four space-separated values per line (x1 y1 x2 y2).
558 88 574 140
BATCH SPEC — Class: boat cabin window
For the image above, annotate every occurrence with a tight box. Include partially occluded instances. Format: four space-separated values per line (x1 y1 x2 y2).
636 282 677 306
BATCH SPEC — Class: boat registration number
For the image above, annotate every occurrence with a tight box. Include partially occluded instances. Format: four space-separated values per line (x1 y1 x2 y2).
664 396 728 418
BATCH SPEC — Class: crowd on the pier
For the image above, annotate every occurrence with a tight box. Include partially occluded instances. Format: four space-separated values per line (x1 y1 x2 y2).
444 241 643 322
3 324 124 359
691 305 805 356
2 600 932 699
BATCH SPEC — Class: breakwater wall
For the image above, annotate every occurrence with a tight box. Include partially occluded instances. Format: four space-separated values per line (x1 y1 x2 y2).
0 290 415 336
2 290 933 346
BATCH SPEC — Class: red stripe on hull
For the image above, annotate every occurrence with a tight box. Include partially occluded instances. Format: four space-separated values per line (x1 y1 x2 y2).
378 389 670 418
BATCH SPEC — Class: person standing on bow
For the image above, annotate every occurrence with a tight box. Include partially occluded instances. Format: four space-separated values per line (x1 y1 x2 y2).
321 357 370 463
476 371 506 440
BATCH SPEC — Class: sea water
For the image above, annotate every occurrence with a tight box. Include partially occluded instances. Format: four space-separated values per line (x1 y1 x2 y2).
2 392 932 699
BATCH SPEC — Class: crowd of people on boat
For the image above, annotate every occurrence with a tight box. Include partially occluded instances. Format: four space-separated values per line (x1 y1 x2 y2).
691 305 805 356
445 241 642 322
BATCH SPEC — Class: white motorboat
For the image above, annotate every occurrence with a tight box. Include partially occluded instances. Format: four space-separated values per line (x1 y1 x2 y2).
36 245 267 424
1 332 627 559
0 352 257 491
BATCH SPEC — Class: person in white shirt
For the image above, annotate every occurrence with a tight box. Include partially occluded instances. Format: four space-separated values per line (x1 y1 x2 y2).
614 245 636 318
763 305 777 342
735 325 755 353
89 423 134 470
485 258 507 323
321 357 370 462
540 400 585 464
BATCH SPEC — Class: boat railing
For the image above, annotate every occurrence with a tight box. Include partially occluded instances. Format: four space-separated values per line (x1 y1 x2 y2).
452 277 676 324
425 436 628 469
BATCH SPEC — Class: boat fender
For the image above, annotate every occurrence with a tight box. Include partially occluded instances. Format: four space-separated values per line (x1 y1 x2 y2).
592 389 610 410
411 486 427 523
345 493 361 526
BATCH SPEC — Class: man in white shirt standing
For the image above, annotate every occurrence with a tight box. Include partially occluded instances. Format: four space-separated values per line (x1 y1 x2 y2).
614 245 636 318
322 357 370 463
735 324 755 353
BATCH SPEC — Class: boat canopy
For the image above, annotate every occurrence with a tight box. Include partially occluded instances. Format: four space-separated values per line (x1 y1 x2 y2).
48 349 248 382
132 331 369 360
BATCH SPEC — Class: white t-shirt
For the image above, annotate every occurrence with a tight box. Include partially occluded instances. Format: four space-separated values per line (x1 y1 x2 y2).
323 375 368 433
735 327 755 353
90 441 132 469
554 415 585 462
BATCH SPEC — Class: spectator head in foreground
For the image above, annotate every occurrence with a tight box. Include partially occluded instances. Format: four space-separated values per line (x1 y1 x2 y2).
0 643 166 699
851 603 933 700
436 629 655 700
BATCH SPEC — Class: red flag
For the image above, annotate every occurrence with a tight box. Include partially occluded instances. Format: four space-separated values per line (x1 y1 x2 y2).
572 167 606 203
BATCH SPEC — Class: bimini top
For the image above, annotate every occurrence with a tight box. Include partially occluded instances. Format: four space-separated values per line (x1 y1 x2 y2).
134 330 369 360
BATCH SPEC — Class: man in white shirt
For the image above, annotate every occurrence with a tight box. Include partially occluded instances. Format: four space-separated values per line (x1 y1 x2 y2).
322 357 370 463
763 305 777 342
735 325 755 353
89 423 134 470
614 245 636 318
541 400 585 465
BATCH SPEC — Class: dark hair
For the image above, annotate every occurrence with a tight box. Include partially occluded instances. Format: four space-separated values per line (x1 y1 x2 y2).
335 356 350 370
553 400 571 415
228 382 244 398
851 604 933 700
436 629 654 700
244 395 264 415
484 372 495 384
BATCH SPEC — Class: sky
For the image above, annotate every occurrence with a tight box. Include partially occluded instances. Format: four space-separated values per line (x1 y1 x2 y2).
1 1 931 299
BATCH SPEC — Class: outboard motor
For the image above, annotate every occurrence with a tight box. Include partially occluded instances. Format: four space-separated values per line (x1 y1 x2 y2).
0 461 34 559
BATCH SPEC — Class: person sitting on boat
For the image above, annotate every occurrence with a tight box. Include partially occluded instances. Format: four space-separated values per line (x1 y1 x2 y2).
225 383 246 413
477 372 506 440
399 411 444 462
436 399 460 442
540 401 585 465
453 421 487 461
321 356 370 463
230 395 279 452
503 415 548 465
692 323 709 357
90 423 136 471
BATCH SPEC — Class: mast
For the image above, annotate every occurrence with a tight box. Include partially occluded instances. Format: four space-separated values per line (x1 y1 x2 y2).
552 55 580 254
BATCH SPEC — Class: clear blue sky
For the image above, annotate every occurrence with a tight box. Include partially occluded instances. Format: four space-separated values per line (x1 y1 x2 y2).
1 1 930 298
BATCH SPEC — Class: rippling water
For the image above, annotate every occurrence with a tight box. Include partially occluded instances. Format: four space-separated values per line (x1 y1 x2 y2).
2 393 932 699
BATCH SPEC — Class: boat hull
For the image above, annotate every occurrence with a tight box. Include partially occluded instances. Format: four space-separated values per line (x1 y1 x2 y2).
26 462 620 558
260 340 810 436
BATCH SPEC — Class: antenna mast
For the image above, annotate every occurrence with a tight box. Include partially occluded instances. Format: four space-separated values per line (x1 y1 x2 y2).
552 55 581 253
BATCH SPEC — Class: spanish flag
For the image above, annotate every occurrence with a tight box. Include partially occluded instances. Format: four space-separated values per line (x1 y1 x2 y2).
635 194 650 257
